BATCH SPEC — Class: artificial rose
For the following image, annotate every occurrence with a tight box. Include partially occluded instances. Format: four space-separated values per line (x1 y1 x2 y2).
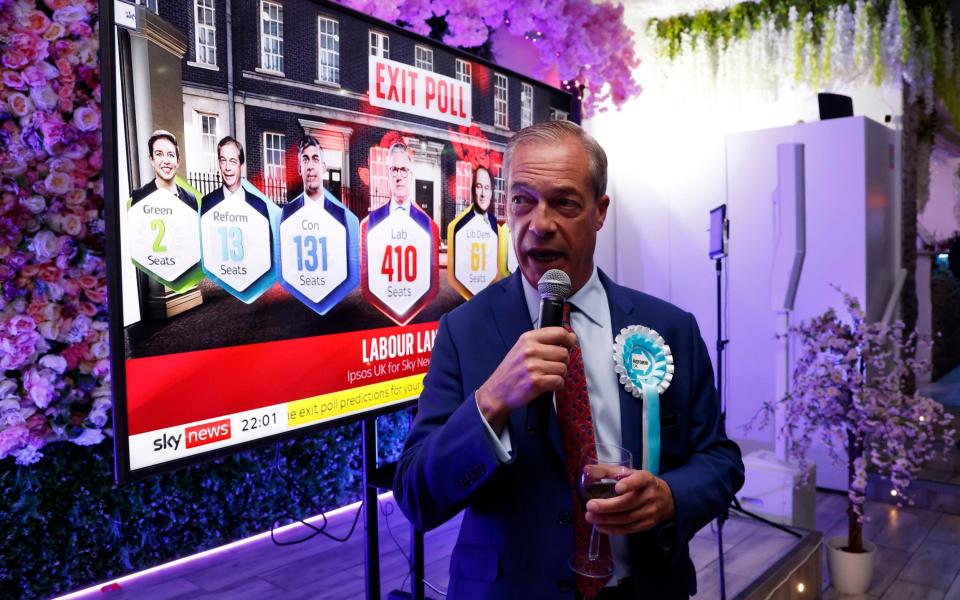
66 21 93 38
0 379 17 399
42 21 65 41
90 339 109 360
7 314 37 335
61 213 83 236
23 367 56 409
25 9 52 33
6 92 35 118
19 195 45 214
62 314 90 343
2 70 27 90
29 230 59 260
29 84 58 110
64 189 85 207
52 5 87 24
72 105 99 132
23 63 55 87
44 170 73 194
71 427 104 446
2 48 29 70
44 0 73 10
38 353 67 374
0 425 29 459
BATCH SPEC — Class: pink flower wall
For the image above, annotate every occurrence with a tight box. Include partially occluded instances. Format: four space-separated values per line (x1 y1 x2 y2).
0 0 109 465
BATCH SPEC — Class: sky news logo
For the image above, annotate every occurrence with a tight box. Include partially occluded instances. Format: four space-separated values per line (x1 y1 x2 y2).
152 419 232 452
185 419 231 448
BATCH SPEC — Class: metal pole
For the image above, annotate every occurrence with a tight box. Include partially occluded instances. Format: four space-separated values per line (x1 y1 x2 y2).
362 418 380 600
412 526 425 599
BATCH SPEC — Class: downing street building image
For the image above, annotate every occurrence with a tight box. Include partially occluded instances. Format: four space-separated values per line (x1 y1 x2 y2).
142 0 575 246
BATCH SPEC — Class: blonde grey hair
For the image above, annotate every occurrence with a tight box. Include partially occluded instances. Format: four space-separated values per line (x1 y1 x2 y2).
504 120 607 200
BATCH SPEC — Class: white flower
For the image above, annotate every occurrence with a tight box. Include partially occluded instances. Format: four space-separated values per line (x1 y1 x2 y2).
72 428 105 446
38 353 67 374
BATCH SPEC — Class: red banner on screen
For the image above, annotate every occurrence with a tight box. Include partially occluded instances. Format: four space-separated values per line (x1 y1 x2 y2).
126 322 438 435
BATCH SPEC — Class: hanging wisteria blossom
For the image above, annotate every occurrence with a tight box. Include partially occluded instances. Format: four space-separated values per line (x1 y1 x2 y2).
646 0 959 123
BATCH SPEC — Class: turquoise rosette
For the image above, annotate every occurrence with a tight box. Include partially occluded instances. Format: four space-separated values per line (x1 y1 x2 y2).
613 325 674 475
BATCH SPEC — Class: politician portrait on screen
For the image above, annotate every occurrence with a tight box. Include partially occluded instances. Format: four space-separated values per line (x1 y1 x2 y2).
360 141 440 325
276 135 360 315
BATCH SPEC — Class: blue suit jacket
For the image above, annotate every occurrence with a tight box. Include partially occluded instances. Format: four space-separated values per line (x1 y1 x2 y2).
394 270 744 599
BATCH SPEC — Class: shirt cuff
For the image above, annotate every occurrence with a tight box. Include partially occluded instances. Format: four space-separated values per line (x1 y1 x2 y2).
475 392 513 462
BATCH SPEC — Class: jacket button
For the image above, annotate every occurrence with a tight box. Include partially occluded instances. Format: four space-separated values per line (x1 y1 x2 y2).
558 579 574 592
557 511 571 526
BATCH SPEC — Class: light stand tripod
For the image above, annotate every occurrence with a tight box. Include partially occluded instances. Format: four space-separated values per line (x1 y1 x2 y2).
711 216 801 600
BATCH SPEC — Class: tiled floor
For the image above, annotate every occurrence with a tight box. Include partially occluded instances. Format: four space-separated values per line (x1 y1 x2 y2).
57 486 960 600
62 493 807 600
820 491 960 599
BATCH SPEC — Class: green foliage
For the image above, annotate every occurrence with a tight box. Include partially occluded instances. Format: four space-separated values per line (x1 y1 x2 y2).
648 0 960 129
0 410 410 599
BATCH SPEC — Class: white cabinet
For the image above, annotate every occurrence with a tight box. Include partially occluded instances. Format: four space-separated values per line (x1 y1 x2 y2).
725 116 899 490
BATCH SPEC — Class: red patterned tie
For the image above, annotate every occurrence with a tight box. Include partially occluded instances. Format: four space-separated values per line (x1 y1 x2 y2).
555 303 610 599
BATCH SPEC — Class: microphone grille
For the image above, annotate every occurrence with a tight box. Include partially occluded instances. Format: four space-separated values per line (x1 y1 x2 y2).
538 269 572 300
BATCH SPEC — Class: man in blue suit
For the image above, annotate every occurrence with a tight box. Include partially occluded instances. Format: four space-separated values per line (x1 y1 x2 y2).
394 121 743 599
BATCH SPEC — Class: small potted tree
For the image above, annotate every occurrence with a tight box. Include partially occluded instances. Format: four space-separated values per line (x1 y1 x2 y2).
757 290 954 594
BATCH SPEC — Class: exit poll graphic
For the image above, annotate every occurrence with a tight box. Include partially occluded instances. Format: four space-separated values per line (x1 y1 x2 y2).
127 177 204 293
199 180 280 304
368 57 471 127
360 203 440 325
277 189 361 315
446 206 500 299
498 223 518 277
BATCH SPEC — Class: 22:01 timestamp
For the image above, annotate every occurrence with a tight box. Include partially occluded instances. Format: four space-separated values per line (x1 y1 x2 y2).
241 412 278 431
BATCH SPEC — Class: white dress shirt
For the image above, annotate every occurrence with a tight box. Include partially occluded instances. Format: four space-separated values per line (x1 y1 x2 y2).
477 267 632 584
304 189 324 206
390 199 410 216
223 185 244 202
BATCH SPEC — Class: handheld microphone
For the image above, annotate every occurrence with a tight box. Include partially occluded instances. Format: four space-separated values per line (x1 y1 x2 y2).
527 269 572 433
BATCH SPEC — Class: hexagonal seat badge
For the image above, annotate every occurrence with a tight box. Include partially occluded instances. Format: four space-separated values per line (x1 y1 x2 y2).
276 188 360 315
127 177 203 292
498 222 518 278
446 205 500 299
199 180 280 303
361 204 440 326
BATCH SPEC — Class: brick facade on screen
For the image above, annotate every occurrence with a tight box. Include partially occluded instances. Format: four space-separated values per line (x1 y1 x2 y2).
155 0 574 242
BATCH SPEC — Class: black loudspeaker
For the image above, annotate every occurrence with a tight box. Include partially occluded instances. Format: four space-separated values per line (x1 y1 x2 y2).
818 93 854 120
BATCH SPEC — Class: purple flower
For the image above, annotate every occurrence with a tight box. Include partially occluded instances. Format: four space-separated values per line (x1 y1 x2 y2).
12 443 42 466
2 70 27 90
71 427 104 446
38 353 67 374
7 314 37 336
53 5 89 24
23 367 56 409
29 84 58 111
0 425 30 460
72 106 99 132
6 92 35 118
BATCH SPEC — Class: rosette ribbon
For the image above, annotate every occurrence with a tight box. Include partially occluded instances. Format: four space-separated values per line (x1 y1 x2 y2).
613 326 674 476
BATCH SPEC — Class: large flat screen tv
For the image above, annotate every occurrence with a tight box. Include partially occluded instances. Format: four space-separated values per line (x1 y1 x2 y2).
102 0 577 482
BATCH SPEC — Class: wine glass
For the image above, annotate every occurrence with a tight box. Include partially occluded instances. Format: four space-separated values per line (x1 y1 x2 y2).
569 443 632 578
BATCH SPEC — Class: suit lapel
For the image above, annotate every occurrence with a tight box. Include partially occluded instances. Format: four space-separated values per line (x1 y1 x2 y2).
599 271 643 471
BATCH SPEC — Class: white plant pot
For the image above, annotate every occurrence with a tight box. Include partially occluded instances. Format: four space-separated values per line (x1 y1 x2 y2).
827 536 877 595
